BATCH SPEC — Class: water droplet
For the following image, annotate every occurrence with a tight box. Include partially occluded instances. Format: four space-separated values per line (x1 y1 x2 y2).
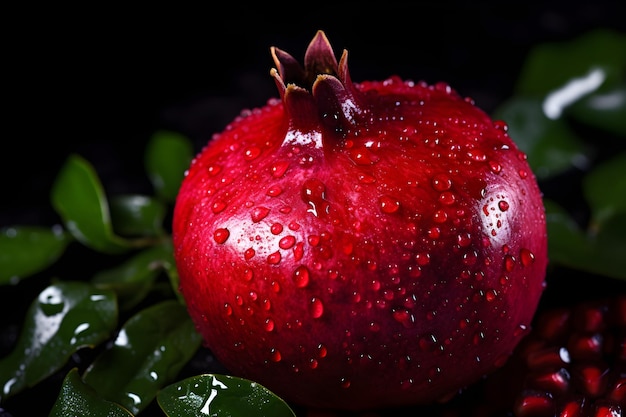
223 303 233 316
244 146 261 160
489 161 502 173
301 178 330 217
520 248 535 266
271 161 289 177
270 223 283 235
439 191 456 205
318 344 328 358
433 209 448 223
419 334 439 352
309 359 319 369
392 309 414 328
485 288 498 302
379 195 401 214
270 348 282 362
504 254 516 272
432 174 452 191
243 269 254 281
266 185 283 197
264 318 275 332
279 235 296 249
310 297 324 318
518 169 528 179
415 252 430 266
498 200 509 211
427 227 440 239
211 200 227 214
293 265 310 288
267 251 281 264
207 164 222 176
340 378 351 389
251 206 270 222
244 248 256 260
457 233 472 247
213 228 230 244
293 242 304 261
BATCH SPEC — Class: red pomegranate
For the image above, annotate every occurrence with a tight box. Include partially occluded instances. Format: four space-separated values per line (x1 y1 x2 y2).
172 30 548 410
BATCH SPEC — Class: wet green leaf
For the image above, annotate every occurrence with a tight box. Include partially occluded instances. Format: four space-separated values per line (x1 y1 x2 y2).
516 29 626 97
49 368 133 417
50 154 134 254
91 241 175 311
492 97 590 179
583 153 626 227
0 225 71 285
0 282 117 399
82 300 201 415
158 374 297 417
145 130 194 203
515 29 626 136
545 199 626 280
109 194 167 238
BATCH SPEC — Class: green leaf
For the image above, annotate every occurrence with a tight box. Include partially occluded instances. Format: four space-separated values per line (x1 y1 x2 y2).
91 241 175 311
0 225 71 285
50 154 134 254
109 194 167 238
0 282 117 399
515 29 626 136
492 97 590 179
82 300 202 415
49 368 133 417
583 152 626 227
516 29 626 97
157 374 297 417
144 130 194 203
545 199 626 280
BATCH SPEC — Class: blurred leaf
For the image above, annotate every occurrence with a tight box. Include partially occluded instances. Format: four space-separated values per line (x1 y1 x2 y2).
492 97 590 179
91 241 175 311
158 374 297 417
82 300 202 415
49 368 133 417
145 130 194 203
516 29 626 97
516 29 626 136
50 154 134 254
583 152 626 227
0 225 71 285
545 199 626 280
109 194 167 238
0 282 117 399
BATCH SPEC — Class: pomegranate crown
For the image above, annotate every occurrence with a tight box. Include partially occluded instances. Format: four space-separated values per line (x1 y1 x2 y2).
270 30 365 134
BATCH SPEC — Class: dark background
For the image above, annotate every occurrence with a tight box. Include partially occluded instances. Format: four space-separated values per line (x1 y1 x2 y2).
3 2 624 227
1 2 625 416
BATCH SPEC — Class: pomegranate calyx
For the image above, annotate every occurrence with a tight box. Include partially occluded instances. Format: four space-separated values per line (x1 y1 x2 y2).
271 30 365 139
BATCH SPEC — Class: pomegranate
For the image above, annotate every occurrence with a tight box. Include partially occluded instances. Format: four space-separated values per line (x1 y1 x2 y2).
172 30 548 410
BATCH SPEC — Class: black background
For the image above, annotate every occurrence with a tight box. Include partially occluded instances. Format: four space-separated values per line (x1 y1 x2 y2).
4 2 624 227
1 2 625 416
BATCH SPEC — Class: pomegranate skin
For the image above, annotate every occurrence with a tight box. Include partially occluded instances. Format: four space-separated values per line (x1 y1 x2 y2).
172 31 547 410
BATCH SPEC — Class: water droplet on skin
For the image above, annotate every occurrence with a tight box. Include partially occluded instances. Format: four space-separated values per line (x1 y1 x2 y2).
439 191 456 205
293 265 310 288
213 228 230 244
270 223 283 235
309 359 319 369
212 200 227 214
318 344 328 358
279 235 296 249
251 206 270 222
432 174 452 191
301 178 330 217
244 146 261 160
489 161 502 173
264 318 275 332
392 309 414 328
457 233 472 247
267 251 281 264
243 269 254 281
504 254 516 272
266 185 283 197
520 248 535 266
271 161 289 178
270 348 282 362
223 303 233 316
379 195 401 214
310 297 324 318
433 209 448 223
518 169 528 179
207 164 222 176
293 242 304 261
340 378 351 389
244 248 256 260
485 288 498 302
498 200 510 211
